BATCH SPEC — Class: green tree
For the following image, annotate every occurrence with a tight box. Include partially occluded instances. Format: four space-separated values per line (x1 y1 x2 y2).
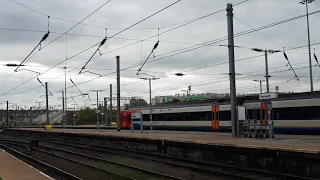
77 107 96 125
129 97 147 108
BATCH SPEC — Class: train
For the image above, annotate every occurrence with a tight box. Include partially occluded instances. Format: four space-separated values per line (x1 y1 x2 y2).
119 91 320 134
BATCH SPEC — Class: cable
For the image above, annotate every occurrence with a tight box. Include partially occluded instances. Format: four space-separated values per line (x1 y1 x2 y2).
3 7 320 99
233 16 284 48
0 0 184 96
0 26 216 46
7 0 153 30
77 0 181 74
22 0 112 65
2 0 111 96
5 61 318 104
79 0 182 73
0 0 112 87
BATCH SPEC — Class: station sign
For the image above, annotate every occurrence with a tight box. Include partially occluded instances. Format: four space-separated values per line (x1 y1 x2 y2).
259 92 278 100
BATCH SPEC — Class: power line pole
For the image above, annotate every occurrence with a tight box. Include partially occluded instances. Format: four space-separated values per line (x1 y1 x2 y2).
63 67 68 125
62 91 65 128
45 82 49 125
116 56 120 132
29 107 32 126
96 90 99 129
251 49 280 92
299 0 314 92
227 3 237 137
264 50 270 93
6 101 8 126
110 84 112 126
253 80 265 94
149 78 153 132
90 89 105 130
104 97 107 125
72 104 76 126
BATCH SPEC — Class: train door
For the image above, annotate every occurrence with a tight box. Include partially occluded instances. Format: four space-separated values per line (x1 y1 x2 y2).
120 112 129 129
212 105 219 131
261 103 268 125
258 103 268 137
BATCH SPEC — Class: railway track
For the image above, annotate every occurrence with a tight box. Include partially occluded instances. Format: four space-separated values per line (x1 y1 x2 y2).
0 143 81 180
0 139 185 180
0 135 315 180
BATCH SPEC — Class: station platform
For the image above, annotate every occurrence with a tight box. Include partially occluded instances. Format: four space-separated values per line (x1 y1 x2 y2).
13 128 320 154
0 149 51 180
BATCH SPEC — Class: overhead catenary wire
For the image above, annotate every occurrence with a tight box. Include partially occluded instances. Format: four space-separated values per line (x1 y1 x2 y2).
0 26 218 46
0 0 184 96
3 6 320 98
233 16 284 48
21 0 112 66
8 0 182 30
6 61 319 104
283 49 299 81
13 29 50 72
49 38 320 98
80 0 182 74
0 0 112 87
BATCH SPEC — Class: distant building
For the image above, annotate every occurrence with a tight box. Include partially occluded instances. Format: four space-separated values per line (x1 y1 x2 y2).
152 93 225 105
152 95 174 105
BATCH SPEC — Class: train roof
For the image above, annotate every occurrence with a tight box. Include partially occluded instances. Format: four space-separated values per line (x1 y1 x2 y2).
130 91 320 110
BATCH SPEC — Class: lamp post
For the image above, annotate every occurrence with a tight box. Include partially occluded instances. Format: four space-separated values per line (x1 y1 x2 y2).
299 0 315 92
251 48 281 93
140 76 159 133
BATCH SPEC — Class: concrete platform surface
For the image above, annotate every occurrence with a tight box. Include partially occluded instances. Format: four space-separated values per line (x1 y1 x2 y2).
0 149 52 180
16 128 320 154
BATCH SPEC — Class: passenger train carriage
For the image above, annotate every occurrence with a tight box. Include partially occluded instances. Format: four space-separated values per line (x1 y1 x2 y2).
120 96 320 134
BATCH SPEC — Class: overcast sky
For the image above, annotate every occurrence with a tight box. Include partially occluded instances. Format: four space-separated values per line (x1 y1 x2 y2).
1 0 320 110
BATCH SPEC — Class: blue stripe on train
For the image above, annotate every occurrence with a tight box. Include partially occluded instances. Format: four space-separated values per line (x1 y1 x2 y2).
132 123 320 134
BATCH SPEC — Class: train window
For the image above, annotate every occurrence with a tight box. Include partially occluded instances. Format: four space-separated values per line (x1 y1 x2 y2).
185 113 192 121
219 111 231 121
274 106 320 120
166 113 175 121
143 114 150 121
158 114 166 121
176 113 184 121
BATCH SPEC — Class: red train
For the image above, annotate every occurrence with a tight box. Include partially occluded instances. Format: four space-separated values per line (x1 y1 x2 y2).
120 110 140 129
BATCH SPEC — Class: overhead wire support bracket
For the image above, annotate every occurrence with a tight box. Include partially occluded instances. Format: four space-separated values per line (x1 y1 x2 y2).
87 94 93 104
314 48 320 68
15 69 41 75
71 96 77 104
283 49 299 81
37 77 53 95
136 40 159 75
14 17 50 73
69 78 85 95
81 71 102 77
79 36 107 75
